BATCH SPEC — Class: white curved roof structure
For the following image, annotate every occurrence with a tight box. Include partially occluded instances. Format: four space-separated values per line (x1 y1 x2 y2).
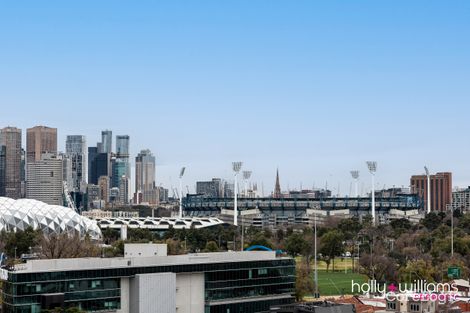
0 197 102 239
96 217 225 230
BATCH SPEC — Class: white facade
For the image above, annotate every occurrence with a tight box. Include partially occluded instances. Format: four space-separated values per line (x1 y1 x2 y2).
124 243 167 257
452 187 470 212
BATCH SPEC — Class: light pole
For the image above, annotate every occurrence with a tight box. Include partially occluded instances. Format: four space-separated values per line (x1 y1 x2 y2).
447 204 454 257
350 170 359 197
424 166 431 214
242 171 252 198
232 162 243 226
314 208 319 298
179 167 186 218
366 161 377 226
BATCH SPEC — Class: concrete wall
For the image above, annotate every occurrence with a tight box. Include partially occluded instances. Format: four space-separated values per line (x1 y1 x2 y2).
130 273 176 313
124 243 168 257
176 273 204 313
118 277 130 313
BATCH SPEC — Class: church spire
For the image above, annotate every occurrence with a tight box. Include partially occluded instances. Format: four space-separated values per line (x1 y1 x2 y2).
274 168 281 198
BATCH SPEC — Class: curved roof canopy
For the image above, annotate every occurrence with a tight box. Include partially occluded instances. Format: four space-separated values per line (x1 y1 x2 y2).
0 197 102 239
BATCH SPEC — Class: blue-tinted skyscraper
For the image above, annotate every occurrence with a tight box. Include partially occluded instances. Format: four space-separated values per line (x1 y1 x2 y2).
100 130 112 153
116 135 129 158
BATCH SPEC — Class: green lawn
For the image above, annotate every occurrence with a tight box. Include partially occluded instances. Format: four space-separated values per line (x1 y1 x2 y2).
314 271 368 296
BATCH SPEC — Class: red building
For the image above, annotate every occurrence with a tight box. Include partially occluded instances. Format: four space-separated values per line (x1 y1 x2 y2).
410 172 452 212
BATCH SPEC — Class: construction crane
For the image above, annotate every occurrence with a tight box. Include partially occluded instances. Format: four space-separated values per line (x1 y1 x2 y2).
63 181 77 212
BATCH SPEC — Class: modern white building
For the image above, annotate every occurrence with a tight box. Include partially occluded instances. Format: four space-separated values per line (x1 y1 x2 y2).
26 153 63 206
1 244 295 313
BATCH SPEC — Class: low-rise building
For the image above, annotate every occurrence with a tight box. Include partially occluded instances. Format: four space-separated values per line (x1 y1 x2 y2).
0 245 295 313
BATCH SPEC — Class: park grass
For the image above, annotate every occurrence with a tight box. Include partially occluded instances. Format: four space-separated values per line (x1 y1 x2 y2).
314 271 368 296
295 257 368 296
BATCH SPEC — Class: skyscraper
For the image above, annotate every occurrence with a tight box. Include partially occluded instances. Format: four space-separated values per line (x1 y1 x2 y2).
26 126 57 163
115 135 130 180
87 146 98 184
0 145 6 196
135 149 156 203
111 157 128 188
98 175 110 204
116 135 130 158
0 127 22 199
26 153 63 205
89 153 111 185
65 135 87 192
119 175 130 205
100 130 112 153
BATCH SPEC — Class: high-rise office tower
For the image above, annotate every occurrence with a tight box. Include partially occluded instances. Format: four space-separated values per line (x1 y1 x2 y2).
59 152 74 190
0 145 6 196
89 153 111 185
98 175 110 204
26 126 57 163
20 148 26 198
26 153 63 205
100 130 112 153
87 146 98 184
116 135 130 158
65 135 87 192
119 175 130 204
111 157 128 188
0 127 22 199
135 149 155 203
410 172 452 212
115 135 130 180
196 178 223 198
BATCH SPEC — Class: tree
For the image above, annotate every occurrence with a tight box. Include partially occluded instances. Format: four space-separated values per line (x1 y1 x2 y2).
204 241 219 252
295 261 313 301
422 212 441 231
285 233 308 257
248 232 274 249
398 259 436 283
319 229 344 272
38 233 100 259
0 227 40 258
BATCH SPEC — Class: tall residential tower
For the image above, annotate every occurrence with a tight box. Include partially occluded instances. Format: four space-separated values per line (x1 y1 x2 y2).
0 127 22 199
65 135 87 192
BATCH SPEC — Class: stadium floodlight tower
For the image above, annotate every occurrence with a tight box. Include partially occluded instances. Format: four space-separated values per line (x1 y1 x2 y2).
350 170 360 197
424 166 431 214
366 161 377 226
232 162 243 226
242 171 252 197
179 167 186 218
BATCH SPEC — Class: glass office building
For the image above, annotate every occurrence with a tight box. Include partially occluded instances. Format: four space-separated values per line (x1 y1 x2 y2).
1 250 295 313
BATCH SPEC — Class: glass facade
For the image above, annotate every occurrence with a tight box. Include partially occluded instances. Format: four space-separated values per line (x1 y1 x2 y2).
2 258 295 313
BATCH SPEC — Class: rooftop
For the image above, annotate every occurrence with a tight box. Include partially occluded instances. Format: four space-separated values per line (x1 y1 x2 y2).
12 250 283 274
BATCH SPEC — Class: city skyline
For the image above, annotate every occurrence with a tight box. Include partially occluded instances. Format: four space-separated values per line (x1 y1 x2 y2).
1 1 470 192
0 124 466 196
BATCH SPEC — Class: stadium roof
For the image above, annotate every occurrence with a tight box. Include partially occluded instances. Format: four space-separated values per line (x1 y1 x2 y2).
95 216 225 230
0 197 101 239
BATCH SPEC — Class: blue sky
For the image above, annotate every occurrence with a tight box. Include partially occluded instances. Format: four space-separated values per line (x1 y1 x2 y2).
1 1 470 194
